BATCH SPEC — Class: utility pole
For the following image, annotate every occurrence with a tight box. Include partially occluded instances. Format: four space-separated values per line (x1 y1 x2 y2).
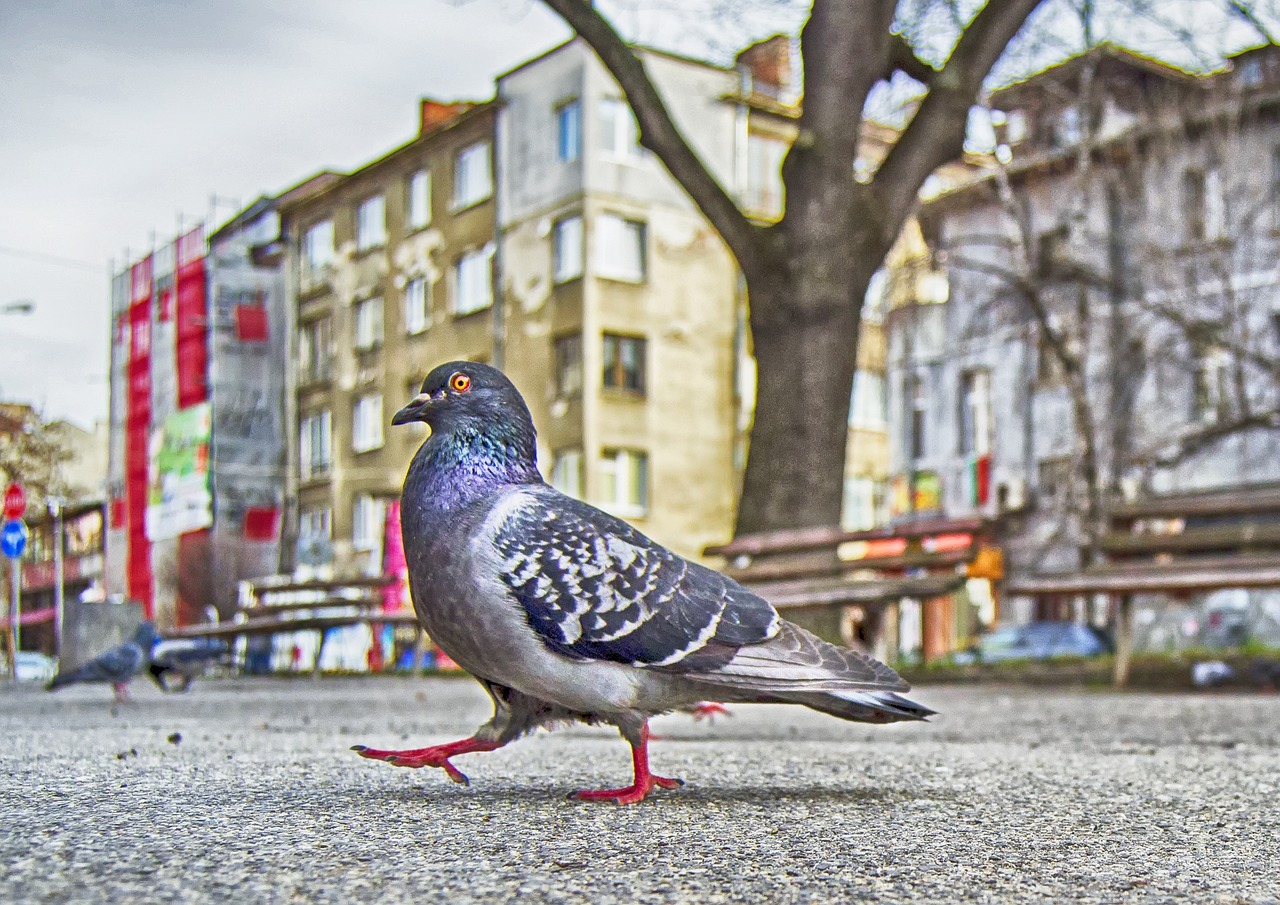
50 496 64 663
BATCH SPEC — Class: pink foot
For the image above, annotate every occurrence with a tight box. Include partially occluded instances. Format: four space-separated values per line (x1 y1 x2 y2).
570 722 683 806
690 702 731 722
571 773 683 806
351 737 499 786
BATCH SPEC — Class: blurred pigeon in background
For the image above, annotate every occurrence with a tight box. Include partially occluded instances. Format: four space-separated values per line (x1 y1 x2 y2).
148 637 231 692
354 362 933 805
47 622 161 703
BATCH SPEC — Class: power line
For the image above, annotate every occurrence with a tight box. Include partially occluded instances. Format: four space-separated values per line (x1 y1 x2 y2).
0 244 104 273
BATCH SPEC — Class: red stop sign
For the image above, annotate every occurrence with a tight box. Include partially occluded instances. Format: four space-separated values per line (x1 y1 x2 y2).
3 483 25 520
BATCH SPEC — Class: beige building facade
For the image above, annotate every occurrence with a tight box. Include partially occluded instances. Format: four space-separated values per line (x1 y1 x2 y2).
281 101 498 575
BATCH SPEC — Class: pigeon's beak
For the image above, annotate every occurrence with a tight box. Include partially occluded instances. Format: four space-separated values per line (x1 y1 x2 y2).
392 392 434 425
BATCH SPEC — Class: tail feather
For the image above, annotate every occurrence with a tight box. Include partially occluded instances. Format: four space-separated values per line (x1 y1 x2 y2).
775 688 935 724
682 620 934 724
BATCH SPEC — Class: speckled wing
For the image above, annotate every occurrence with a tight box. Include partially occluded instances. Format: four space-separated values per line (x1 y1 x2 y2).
494 490 781 670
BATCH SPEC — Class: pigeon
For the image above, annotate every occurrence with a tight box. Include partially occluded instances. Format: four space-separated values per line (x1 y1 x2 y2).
47 621 161 703
353 362 933 804
148 637 230 692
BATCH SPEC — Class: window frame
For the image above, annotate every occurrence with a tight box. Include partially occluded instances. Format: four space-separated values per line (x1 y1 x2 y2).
454 246 494 316
353 296 384 351
601 333 646 395
301 220 334 286
299 410 332 481
404 276 430 335
556 99 582 163
550 448 585 499
596 213 647 283
298 316 332 384
407 169 431 231
352 393 384 454
599 448 649 517
554 333 584 399
452 141 493 210
552 214 584 283
356 194 387 252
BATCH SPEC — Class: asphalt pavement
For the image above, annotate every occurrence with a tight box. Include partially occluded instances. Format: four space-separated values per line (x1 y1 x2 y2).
2 676 1277 904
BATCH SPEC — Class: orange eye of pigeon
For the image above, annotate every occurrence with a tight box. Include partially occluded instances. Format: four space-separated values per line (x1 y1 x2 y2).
450 373 472 393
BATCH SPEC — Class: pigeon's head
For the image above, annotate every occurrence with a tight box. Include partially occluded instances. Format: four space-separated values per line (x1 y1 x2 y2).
133 621 161 651
393 361 535 441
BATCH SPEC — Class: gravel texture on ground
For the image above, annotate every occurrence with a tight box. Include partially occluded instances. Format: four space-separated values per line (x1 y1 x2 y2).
2 677 1277 904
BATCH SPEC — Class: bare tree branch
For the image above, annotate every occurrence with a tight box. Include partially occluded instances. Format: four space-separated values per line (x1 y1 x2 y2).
1133 407 1280 471
538 0 769 278
875 0 1045 237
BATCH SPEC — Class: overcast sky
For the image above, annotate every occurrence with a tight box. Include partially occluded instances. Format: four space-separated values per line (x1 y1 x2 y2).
0 0 579 429
0 0 1267 430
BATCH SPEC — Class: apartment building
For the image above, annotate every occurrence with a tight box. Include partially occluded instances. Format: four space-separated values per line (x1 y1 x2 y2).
496 39 746 561
891 43 1280 650
279 100 498 576
104 177 329 628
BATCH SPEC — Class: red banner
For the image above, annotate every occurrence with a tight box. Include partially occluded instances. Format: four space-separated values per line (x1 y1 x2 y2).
126 256 154 618
175 228 208 409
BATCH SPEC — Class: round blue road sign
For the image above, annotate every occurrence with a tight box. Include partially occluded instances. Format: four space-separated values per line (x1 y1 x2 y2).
1 518 27 559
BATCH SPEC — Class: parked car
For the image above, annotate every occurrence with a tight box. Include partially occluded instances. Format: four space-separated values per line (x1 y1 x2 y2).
2 651 57 683
954 621 1112 664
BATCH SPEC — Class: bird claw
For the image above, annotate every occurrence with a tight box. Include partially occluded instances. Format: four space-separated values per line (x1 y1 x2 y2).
570 775 683 806
352 742 479 785
689 702 731 723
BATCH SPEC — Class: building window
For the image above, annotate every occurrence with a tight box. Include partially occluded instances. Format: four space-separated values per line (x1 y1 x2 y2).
596 214 646 283
454 246 493 316
356 194 387 251
354 296 383 350
352 493 386 553
407 170 431 230
600 448 648 516
850 370 887 430
1183 168 1224 242
404 277 430 334
299 317 332 384
553 215 584 283
863 268 888 324
907 371 928 462
1192 345 1230 424
602 334 646 394
299 506 332 542
352 394 384 453
453 141 492 209
557 99 582 163
600 97 642 160
745 133 786 217
550 448 585 499
958 369 992 456
554 333 583 398
301 220 334 287
299 411 332 481
842 476 882 531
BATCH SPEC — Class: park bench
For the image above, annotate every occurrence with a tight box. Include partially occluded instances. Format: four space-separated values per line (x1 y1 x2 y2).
167 574 422 674
1004 484 1280 600
705 516 999 651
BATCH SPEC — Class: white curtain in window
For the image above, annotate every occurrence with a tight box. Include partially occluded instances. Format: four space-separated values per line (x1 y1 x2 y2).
597 214 644 282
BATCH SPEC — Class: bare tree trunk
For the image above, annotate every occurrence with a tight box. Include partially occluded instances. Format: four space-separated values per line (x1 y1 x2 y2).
1112 593 1134 688
736 278 864 533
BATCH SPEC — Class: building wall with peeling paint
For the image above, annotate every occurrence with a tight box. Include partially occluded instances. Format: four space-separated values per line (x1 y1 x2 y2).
282 105 499 578
498 41 742 561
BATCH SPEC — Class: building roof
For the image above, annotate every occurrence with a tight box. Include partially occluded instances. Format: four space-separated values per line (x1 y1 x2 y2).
274 100 496 216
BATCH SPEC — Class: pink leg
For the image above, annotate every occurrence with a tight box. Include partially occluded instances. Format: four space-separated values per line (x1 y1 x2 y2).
351 737 501 786
571 723 683 806
112 683 132 704
689 702 731 722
